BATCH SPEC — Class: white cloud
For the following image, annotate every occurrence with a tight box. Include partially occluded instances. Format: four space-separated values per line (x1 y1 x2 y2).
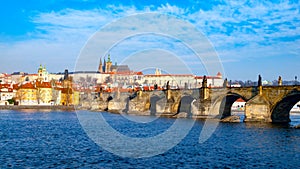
0 1 299 80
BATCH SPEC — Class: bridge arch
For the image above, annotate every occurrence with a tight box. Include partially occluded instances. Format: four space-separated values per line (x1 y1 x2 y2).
271 91 300 123
214 93 247 119
149 95 162 116
177 95 195 118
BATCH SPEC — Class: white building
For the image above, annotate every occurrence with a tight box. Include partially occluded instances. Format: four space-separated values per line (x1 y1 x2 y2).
0 73 12 84
231 98 246 111
194 72 224 88
142 69 224 89
0 84 16 105
291 101 300 112
144 74 195 89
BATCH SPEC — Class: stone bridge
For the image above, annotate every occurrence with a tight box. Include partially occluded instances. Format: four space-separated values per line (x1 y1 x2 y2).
98 82 300 123
209 85 300 122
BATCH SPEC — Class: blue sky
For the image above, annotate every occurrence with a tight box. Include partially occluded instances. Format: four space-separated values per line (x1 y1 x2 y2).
0 0 299 81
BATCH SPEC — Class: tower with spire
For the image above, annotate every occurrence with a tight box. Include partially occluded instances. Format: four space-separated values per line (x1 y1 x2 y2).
105 54 112 73
98 58 103 73
98 54 117 73
37 64 49 82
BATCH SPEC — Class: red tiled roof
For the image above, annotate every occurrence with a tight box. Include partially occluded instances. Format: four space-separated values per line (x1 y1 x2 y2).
0 84 10 89
144 74 194 77
195 76 222 79
13 84 19 90
27 74 38 76
110 71 143 75
19 82 36 89
0 83 14 92
236 98 245 102
36 82 52 88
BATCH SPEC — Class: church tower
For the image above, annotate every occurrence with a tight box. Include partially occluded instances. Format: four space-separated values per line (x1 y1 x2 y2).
98 58 103 73
38 64 43 81
37 64 49 82
155 68 161 75
105 54 112 73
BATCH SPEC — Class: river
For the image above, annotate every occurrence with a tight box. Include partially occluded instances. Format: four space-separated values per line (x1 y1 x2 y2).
0 110 300 168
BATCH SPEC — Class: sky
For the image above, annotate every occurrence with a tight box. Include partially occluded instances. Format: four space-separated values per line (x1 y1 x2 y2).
0 0 299 81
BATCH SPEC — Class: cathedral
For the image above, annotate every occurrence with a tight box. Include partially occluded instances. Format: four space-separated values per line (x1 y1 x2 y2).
98 54 113 73
98 54 130 73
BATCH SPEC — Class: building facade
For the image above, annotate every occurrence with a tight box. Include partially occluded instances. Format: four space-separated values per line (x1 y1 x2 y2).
16 82 37 105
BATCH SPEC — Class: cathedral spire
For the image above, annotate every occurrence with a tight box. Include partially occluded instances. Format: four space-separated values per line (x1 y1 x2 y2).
103 58 106 73
98 57 103 73
107 54 111 62
105 54 112 73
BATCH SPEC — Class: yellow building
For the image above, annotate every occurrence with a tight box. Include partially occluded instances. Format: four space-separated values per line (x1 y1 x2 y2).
16 82 37 105
60 88 79 106
73 90 80 106
36 81 53 105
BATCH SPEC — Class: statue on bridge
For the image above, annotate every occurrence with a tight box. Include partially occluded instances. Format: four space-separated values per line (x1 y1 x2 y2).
278 76 282 86
223 78 228 88
202 75 207 88
258 75 262 87
166 81 170 90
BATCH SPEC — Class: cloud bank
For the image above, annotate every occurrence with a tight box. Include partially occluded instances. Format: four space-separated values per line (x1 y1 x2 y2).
0 1 299 80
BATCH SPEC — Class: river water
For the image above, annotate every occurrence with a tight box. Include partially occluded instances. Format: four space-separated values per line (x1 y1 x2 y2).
0 110 300 168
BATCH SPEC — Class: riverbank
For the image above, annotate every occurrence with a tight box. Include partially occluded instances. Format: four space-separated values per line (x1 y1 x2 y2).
0 105 75 111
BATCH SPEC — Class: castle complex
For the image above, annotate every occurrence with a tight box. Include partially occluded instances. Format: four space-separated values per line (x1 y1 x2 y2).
98 54 130 73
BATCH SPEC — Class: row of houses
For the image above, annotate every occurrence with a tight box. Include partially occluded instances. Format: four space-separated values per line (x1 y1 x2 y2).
2 72 224 90
0 80 79 106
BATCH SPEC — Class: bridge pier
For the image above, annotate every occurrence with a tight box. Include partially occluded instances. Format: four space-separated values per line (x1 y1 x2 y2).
244 95 272 122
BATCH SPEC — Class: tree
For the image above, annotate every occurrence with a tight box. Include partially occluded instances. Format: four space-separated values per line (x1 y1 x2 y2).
7 98 15 105
16 89 25 105
36 88 43 104
51 88 60 105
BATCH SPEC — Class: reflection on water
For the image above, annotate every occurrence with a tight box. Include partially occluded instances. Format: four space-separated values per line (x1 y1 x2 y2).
231 111 245 122
231 111 300 127
0 110 299 168
290 112 300 126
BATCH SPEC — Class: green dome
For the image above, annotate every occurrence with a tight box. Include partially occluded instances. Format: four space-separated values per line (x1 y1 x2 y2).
38 64 43 71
